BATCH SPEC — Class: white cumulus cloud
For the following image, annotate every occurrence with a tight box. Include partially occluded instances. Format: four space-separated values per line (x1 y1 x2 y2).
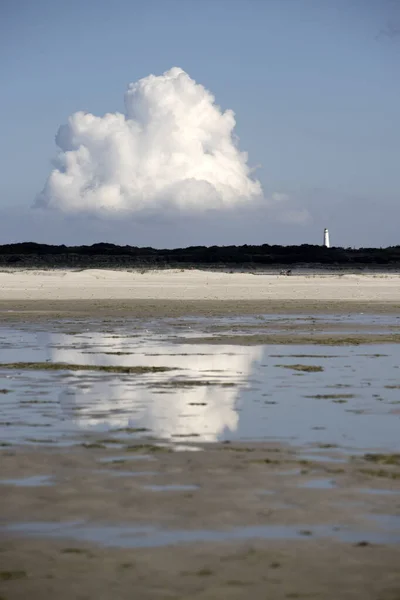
36 67 262 215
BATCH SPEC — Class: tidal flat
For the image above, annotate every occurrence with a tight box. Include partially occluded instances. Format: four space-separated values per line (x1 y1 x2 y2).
1 311 400 599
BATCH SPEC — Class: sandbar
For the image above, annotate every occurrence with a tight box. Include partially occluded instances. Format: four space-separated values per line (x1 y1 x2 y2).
0 269 399 319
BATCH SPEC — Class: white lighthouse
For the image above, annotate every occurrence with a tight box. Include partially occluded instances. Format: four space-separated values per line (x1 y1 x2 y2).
323 228 330 248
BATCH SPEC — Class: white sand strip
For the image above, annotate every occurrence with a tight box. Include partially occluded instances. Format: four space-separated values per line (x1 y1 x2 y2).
0 269 399 302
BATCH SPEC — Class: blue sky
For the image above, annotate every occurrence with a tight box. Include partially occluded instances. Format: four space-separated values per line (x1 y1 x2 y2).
0 0 399 247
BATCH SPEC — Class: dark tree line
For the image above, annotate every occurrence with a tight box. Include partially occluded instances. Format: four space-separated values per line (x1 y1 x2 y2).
0 242 399 269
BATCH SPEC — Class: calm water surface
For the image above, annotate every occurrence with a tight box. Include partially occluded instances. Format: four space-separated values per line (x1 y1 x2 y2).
0 315 399 452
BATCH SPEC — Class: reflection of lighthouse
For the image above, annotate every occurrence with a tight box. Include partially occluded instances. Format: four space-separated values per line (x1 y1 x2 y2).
323 228 330 248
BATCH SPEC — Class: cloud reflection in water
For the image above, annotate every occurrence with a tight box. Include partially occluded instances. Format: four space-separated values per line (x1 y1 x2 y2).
53 333 262 442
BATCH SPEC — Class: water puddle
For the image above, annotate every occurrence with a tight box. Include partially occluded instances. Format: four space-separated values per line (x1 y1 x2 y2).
299 478 337 490
277 469 302 476
299 454 346 464
369 514 400 529
167 444 202 452
1 318 399 452
271 501 298 510
358 488 399 496
142 484 199 492
98 455 154 464
96 470 157 478
2 518 400 547
0 475 53 487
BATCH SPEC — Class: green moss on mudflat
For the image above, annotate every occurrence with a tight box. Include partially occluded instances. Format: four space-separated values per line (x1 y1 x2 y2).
317 443 339 449
155 380 236 388
0 362 173 374
116 427 150 433
364 453 400 466
221 446 256 452
81 443 107 449
196 568 213 576
61 548 91 555
250 458 281 465
271 354 339 359
125 444 172 453
0 570 27 580
276 364 324 373
305 394 354 400
360 469 400 480
103 351 133 356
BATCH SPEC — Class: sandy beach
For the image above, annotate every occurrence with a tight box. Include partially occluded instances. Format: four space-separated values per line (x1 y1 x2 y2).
0 268 399 302
0 269 399 321
0 269 400 302
1 269 400 599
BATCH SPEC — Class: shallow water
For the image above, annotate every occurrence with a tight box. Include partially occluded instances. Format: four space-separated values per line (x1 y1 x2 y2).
299 478 337 490
143 484 199 492
0 475 53 487
2 518 400 547
299 454 346 464
358 488 399 496
97 470 157 478
0 316 399 452
98 455 154 463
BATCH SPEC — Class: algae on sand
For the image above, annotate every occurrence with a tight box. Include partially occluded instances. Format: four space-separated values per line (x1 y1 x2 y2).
276 364 324 373
305 394 355 400
179 333 400 346
125 443 172 453
0 362 174 374
153 380 237 389
364 453 400 466
359 469 400 480
0 571 27 581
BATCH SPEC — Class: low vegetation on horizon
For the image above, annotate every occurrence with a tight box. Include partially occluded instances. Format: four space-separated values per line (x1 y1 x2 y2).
0 242 399 269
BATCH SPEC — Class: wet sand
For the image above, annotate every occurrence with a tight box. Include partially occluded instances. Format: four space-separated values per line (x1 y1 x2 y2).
1 275 400 599
3 534 400 600
1 298 400 322
0 268 399 322
1 443 400 599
